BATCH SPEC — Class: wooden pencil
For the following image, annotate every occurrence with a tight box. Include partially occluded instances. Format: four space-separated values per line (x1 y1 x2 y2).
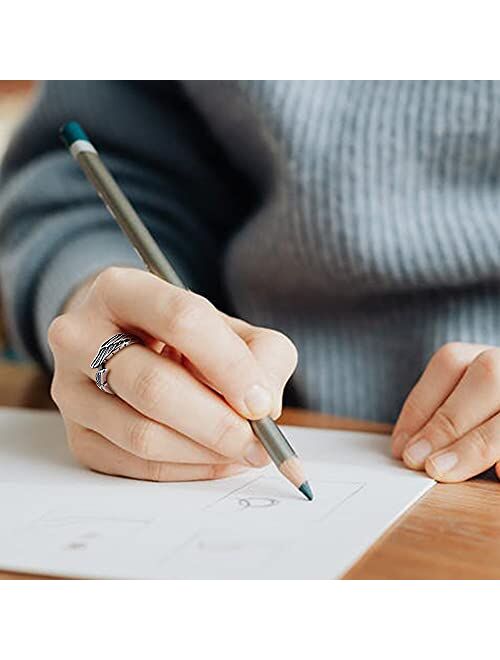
59 121 313 501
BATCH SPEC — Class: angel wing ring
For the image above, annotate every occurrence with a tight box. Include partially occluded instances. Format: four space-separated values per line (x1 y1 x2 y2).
90 332 141 394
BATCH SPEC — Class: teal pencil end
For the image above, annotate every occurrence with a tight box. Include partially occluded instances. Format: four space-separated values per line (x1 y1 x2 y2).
59 121 89 148
299 481 314 501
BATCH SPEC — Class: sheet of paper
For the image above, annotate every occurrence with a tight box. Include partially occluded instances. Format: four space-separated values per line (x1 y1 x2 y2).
0 408 433 578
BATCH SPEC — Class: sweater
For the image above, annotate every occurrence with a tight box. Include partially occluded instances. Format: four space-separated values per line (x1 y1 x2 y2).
2 80 500 422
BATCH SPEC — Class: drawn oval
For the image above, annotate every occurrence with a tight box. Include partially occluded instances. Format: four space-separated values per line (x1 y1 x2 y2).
238 497 280 509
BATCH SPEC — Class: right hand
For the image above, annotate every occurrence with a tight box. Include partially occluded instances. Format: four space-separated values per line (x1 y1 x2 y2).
48 267 298 482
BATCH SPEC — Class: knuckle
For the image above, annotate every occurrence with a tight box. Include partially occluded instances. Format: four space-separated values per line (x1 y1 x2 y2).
468 427 492 461
432 408 461 439
166 292 214 336
224 349 253 376
268 329 299 368
93 267 135 309
401 394 428 428
475 349 500 382
206 465 220 480
127 418 157 458
434 342 467 370
66 430 90 467
94 266 125 294
212 409 251 457
146 460 169 482
50 376 64 407
133 367 168 413
47 314 78 353
212 464 245 480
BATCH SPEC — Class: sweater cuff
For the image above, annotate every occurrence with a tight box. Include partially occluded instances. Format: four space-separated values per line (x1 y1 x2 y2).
35 229 142 369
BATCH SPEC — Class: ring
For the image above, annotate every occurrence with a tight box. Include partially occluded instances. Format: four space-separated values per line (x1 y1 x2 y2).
90 332 141 394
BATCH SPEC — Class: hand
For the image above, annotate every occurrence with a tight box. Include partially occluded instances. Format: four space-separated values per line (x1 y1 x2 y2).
48 267 297 482
392 342 500 482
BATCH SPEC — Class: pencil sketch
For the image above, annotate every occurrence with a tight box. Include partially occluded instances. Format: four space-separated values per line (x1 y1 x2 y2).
29 512 152 553
66 542 88 551
237 497 280 509
162 529 283 570
0 412 436 578
207 476 366 521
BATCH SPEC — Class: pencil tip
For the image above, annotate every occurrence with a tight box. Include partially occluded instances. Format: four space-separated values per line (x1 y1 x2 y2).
299 481 314 501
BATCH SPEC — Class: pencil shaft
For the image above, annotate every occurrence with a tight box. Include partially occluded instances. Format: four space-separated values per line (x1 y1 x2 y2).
77 152 185 288
250 417 296 466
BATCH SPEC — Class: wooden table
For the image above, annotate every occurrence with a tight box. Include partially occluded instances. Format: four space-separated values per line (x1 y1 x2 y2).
1 362 500 579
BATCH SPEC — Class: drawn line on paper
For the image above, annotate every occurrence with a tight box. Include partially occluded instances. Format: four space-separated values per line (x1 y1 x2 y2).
157 532 202 566
34 513 152 528
319 482 366 521
204 475 265 510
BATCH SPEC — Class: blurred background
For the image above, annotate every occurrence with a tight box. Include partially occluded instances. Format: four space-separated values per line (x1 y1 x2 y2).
0 81 35 355
0 81 34 155
0 81 50 406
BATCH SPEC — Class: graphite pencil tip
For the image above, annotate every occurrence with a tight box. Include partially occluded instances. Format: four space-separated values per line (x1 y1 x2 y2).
299 481 314 501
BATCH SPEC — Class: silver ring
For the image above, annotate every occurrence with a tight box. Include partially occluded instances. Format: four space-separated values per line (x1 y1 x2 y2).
90 332 141 394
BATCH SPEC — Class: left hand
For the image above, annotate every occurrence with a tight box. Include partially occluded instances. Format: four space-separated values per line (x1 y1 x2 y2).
392 342 500 482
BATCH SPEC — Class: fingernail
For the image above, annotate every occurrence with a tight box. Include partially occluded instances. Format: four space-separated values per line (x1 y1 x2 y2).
429 451 458 475
392 431 408 455
403 439 432 466
244 384 272 418
244 442 268 467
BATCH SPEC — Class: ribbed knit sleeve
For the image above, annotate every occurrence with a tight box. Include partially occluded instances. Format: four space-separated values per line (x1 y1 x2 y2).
0 81 254 367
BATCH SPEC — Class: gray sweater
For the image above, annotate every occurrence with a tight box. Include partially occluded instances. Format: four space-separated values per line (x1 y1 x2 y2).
2 81 500 422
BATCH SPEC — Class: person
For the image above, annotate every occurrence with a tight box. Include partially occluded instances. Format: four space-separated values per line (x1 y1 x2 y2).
2 80 500 485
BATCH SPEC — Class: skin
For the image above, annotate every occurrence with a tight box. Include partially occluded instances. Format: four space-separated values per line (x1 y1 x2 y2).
392 342 500 482
49 267 298 482
50 267 499 485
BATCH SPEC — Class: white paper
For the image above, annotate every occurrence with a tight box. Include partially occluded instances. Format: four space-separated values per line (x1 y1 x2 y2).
0 408 433 578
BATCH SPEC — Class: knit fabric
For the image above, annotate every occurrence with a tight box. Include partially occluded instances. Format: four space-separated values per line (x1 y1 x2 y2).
2 81 500 422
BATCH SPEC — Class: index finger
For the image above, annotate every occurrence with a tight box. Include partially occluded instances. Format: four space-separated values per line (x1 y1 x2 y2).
93 268 273 420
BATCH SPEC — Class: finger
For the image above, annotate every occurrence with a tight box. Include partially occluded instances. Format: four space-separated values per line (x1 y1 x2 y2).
93 268 274 419
50 315 269 467
66 421 248 482
402 348 500 470
392 343 489 458
424 413 500 482
55 376 235 464
107 347 269 466
239 325 298 419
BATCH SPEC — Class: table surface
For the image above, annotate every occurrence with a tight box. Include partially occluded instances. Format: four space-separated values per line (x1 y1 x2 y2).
1 363 500 580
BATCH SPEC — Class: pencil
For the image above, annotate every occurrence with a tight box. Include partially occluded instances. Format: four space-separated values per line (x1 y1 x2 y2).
59 121 313 501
